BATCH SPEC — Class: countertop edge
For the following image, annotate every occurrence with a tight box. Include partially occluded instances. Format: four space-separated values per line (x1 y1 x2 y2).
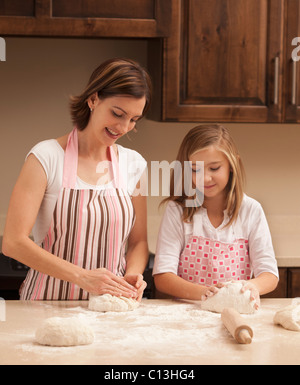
276 256 300 267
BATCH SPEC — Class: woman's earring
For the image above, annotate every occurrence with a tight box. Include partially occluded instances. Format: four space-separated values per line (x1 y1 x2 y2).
90 108 93 112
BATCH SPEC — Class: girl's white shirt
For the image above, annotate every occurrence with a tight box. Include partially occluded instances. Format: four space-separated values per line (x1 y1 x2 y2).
27 139 147 246
153 195 279 279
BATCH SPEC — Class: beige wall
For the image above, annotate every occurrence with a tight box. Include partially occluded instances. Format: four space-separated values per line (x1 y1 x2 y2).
1 38 300 256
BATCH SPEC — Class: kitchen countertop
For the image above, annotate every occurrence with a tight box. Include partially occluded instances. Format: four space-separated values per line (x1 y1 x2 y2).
0 298 299 365
276 255 300 267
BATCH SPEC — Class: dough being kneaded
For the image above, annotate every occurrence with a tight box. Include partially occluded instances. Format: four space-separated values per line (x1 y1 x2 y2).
201 281 257 314
35 317 94 346
88 293 139 312
273 304 300 331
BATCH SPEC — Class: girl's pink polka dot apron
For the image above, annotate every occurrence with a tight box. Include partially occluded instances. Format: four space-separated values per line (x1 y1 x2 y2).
178 213 251 286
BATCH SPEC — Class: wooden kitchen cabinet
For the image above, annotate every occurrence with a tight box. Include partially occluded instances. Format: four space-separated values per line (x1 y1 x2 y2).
284 0 300 122
288 268 300 297
0 0 172 38
262 267 300 298
154 0 300 122
262 267 288 298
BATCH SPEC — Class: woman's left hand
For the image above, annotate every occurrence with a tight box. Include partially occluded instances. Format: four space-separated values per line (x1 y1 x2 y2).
124 273 147 302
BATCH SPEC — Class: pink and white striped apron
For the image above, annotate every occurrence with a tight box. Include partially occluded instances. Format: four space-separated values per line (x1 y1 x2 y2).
178 213 251 286
20 128 135 300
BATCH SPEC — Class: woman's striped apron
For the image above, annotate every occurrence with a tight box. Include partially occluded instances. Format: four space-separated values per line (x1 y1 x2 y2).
20 128 135 300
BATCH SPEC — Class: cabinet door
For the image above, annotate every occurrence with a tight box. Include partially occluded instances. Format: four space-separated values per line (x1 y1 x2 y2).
288 268 300 297
261 268 287 298
162 0 284 122
284 0 300 122
0 0 171 37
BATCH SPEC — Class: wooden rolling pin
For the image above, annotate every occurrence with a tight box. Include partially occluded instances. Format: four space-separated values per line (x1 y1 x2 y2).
221 307 253 344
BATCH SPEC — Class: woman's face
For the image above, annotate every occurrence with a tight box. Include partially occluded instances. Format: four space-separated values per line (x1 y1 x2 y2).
88 94 146 145
189 145 231 201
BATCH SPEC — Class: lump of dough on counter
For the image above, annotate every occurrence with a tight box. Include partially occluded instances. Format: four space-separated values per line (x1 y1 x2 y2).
201 281 256 314
273 304 300 331
35 317 94 346
88 293 139 312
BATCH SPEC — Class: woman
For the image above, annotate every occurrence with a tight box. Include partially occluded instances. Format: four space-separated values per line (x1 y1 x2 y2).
3 58 152 301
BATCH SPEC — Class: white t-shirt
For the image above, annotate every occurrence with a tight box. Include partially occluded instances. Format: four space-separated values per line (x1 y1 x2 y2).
153 194 278 279
27 139 147 246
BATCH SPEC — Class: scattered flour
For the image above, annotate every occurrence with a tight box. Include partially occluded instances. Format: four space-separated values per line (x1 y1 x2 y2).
13 299 279 363
16 301 223 358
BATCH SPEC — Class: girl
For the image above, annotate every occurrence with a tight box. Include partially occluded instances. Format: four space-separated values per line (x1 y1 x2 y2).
153 124 278 308
3 58 152 301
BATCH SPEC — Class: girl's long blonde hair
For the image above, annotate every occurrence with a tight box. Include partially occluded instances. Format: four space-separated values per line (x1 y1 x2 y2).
164 124 246 227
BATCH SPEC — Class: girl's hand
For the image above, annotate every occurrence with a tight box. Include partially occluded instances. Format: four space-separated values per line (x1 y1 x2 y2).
80 268 138 298
240 280 260 310
200 282 225 301
124 273 147 302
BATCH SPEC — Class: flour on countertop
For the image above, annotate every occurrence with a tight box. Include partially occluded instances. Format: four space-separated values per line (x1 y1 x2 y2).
14 299 279 360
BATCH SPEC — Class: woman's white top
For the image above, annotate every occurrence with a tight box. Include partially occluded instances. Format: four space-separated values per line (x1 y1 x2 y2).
27 139 146 246
153 194 279 279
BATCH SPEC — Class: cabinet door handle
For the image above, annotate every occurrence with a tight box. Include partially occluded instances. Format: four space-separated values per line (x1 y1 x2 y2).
291 59 297 105
274 56 279 105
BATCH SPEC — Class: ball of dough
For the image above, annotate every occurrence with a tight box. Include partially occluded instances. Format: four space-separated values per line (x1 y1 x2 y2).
273 304 300 331
35 317 94 346
88 294 139 312
201 281 256 314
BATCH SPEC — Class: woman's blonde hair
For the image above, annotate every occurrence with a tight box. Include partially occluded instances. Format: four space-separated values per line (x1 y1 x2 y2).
164 124 246 227
70 58 152 131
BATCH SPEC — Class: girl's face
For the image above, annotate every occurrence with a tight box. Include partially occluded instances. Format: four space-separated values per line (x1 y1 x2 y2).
189 145 231 201
88 94 146 145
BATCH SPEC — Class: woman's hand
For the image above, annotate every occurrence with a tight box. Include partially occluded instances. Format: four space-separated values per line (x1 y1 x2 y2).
124 273 147 302
80 268 138 298
200 282 225 301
